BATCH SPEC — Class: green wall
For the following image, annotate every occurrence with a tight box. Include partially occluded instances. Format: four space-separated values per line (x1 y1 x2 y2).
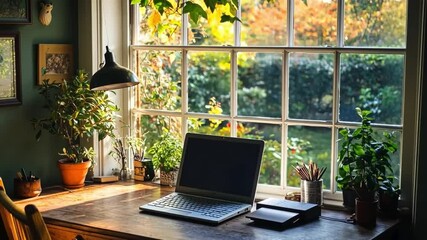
0 0 78 192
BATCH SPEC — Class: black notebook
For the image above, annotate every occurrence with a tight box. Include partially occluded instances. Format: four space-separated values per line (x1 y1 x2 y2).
246 198 320 228
246 207 301 228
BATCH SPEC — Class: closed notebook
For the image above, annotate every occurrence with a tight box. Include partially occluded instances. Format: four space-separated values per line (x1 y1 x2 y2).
246 207 301 228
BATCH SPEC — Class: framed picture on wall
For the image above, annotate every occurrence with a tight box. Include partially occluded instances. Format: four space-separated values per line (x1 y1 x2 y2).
0 31 22 106
0 0 31 24
38 44 74 85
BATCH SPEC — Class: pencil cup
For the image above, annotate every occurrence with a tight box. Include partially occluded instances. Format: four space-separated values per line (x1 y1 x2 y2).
301 179 323 205
14 178 42 199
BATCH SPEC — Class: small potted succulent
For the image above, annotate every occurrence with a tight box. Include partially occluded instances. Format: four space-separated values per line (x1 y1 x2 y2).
148 130 182 186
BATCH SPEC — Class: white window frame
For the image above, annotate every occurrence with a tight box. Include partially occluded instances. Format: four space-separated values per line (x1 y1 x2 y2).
77 0 134 177
128 1 416 205
75 0 423 211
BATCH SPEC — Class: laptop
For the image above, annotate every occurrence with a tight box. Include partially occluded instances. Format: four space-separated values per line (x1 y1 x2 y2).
139 133 265 225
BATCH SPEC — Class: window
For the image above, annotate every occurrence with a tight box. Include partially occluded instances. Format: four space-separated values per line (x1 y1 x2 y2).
130 0 407 199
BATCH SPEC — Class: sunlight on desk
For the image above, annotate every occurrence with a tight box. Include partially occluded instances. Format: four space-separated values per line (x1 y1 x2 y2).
13 181 399 240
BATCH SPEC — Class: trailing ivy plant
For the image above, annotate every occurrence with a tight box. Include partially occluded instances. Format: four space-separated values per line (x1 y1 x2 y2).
336 107 398 200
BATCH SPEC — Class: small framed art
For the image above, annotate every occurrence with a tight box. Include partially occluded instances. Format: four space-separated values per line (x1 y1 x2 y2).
0 0 31 24
0 31 22 106
38 44 74 85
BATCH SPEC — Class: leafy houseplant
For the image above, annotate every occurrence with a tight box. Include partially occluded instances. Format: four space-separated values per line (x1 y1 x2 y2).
336 108 397 227
33 70 119 188
148 130 182 186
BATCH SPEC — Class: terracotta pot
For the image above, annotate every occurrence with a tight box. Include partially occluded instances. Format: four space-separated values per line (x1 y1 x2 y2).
355 198 378 228
58 159 91 189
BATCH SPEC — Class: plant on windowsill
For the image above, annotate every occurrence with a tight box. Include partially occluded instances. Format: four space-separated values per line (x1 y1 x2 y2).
148 129 182 186
32 70 119 189
378 178 401 218
336 107 398 228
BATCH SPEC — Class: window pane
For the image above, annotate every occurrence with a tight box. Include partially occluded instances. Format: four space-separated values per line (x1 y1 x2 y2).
188 0 234 45
288 53 333 120
237 52 282 118
188 118 229 136
339 54 404 124
188 51 230 114
135 50 181 111
136 5 181 45
294 0 337 47
139 115 182 150
344 0 407 47
287 126 331 189
240 0 287 46
239 122 282 186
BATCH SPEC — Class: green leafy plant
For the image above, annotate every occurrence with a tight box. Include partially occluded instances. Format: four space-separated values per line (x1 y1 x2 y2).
336 107 398 200
148 130 182 172
131 0 245 25
379 178 401 197
32 70 119 164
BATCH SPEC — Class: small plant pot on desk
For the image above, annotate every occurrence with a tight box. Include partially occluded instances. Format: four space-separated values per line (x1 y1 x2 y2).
134 158 155 181
14 178 42 199
160 170 178 187
58 159 91 189
355 198 378 228
378 191 399 218
342 188 357 212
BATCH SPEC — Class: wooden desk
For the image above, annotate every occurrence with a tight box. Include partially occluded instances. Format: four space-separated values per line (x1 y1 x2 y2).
15 181 399 240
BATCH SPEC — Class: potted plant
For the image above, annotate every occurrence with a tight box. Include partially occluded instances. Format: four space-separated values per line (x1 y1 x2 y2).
32 70 119 189
148 130 182 186
336 107 397 228
378 178 400 218
109 138 131 180
336 159 357 212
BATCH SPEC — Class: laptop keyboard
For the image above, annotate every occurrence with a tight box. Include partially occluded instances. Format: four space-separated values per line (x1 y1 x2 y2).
148 194 243 218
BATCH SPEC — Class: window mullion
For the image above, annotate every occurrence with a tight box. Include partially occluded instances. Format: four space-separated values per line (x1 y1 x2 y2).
282 50 289 189
181 48 189 135
330 51 341 193
182 1 188 45
337 0 345 47
287 0 294 47
230 49 238 137
235 0 242 46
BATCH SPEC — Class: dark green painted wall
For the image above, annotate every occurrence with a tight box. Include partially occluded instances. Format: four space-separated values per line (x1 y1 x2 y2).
0 0 78 192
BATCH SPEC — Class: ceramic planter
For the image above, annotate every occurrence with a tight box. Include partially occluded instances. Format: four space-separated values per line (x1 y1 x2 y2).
379 191 399 218
58 159 91 189
160 169 178 186
342 188 357 212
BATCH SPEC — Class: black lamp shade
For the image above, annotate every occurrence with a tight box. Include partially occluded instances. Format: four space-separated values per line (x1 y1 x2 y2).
90 46 139 91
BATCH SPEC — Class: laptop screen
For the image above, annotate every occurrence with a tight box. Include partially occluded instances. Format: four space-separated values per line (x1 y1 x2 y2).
175 133 264 204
